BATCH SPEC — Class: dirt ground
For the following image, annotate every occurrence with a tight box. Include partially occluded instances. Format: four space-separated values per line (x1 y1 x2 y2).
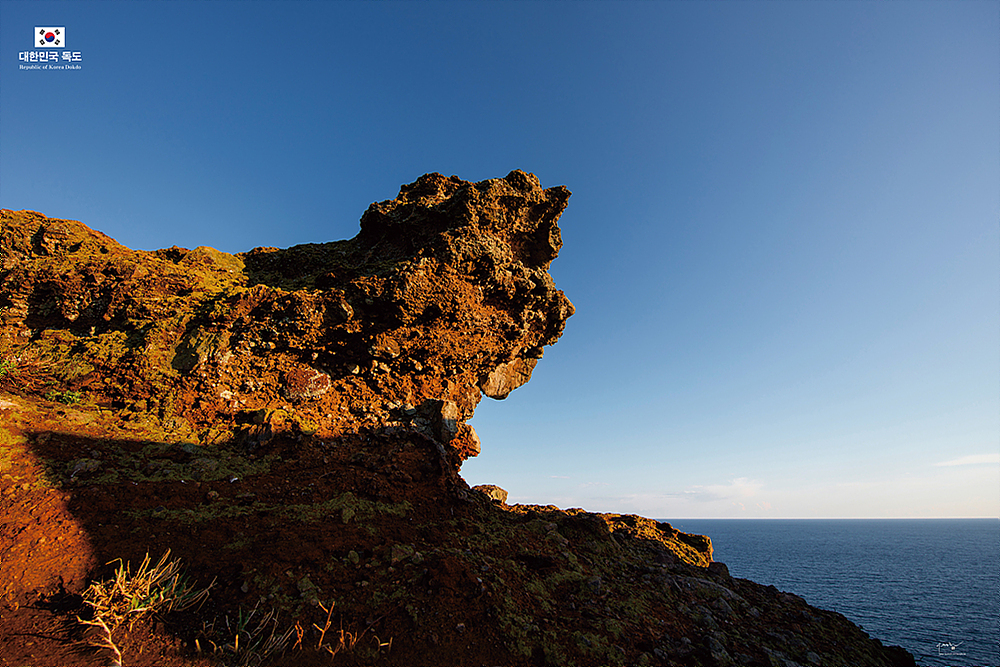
0 393 915 667
0 395 533 667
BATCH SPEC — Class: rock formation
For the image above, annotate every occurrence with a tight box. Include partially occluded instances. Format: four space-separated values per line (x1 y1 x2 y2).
0 172 914 666
0 170 573 465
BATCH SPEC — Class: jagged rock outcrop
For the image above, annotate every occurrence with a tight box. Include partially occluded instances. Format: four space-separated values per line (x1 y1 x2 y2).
0 170 573 465
0 173 914 667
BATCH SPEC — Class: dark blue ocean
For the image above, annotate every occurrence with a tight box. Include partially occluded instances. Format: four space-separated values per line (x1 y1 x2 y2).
669 519 1000 667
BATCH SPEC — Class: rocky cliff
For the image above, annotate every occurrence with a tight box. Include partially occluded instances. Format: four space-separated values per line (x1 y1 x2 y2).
0 172 914 667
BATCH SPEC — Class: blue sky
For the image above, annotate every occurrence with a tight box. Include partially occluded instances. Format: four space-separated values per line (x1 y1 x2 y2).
2 0 997 518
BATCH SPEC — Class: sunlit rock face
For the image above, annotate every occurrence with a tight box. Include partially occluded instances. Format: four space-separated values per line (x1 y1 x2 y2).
0 175 915 667
0 170 574 464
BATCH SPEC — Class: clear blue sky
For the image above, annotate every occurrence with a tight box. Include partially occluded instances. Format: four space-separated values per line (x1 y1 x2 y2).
2 0 997 518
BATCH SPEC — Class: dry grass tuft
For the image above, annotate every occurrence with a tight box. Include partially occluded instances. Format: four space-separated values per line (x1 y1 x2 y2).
77 550 213 665
199 602 296 666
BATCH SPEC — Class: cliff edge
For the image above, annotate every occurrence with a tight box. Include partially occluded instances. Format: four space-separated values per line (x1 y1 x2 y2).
0 172 913 667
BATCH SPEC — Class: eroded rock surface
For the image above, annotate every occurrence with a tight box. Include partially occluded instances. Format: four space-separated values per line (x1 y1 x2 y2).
0 170 573 466
0 173 914 667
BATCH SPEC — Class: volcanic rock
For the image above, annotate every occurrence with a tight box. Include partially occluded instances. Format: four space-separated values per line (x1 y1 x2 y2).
0 172 914 667
473 483 509 504
0 170 573 465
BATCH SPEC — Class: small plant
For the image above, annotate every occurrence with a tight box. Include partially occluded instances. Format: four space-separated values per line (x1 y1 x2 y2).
199 603 295 666
0 357 14 380
197 600 389 665
77 550 213 665
77 615 123 667
313 600 359 658
309 601 389 660
44 389 82 405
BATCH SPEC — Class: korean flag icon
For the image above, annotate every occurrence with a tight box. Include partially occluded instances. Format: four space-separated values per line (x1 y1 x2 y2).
35 27 66 48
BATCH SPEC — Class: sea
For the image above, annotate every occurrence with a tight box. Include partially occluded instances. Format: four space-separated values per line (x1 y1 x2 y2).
667 519 1000 667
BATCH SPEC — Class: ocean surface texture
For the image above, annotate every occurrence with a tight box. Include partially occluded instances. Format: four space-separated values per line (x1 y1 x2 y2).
671 520 999 667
